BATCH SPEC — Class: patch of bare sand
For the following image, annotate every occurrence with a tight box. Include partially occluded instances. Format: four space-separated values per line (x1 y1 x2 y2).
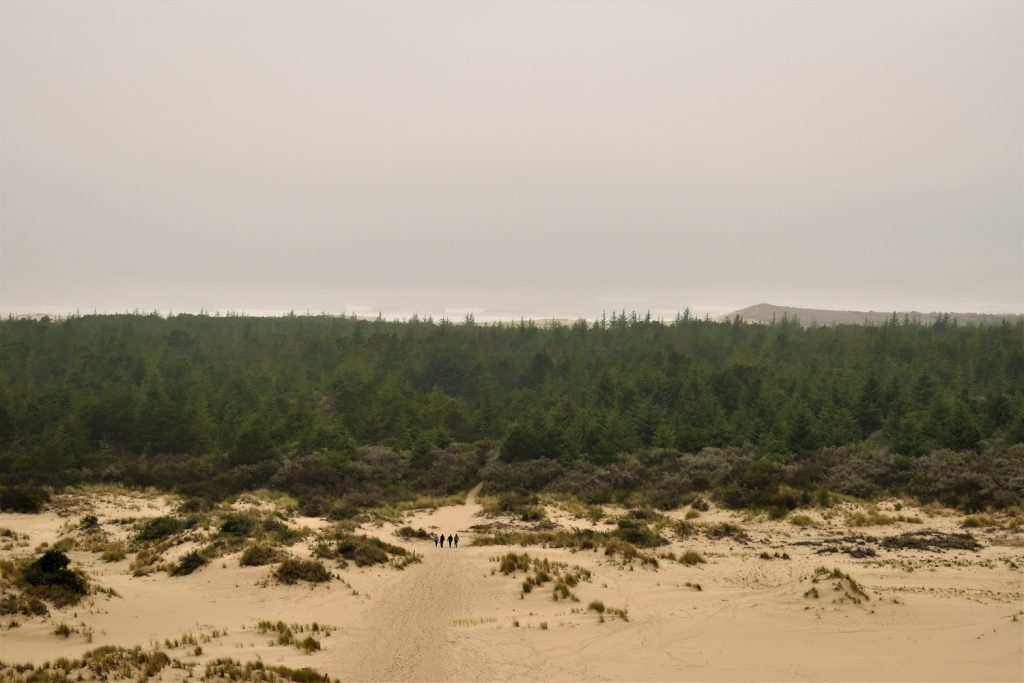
1 490 1022 681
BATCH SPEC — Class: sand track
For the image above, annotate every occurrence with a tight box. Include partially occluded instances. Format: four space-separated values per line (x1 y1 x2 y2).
329 484 484 682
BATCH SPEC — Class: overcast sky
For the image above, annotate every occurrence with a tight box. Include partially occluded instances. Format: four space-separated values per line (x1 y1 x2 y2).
1 0 1021 320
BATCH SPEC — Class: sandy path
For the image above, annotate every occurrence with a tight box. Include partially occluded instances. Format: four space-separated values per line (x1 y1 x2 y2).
330 484 485 682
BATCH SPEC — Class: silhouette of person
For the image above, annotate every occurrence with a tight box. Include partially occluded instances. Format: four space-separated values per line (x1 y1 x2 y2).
434 534 439 547
454 533 460 548
447 534 453 548
439 533 445 548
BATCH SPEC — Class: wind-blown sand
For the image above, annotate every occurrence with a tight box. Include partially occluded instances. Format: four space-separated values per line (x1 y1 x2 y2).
1 487 1021 682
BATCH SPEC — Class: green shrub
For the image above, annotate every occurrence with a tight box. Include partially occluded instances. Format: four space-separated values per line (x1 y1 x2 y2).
240 544 282 566
275 558 331 584
0 486 49 513
170 550 208 576
218 512 258 536
136 516 189 542
336 534 407 567
23 550 86 592
395 526 431 540
614 519 667 548
498 552 531 575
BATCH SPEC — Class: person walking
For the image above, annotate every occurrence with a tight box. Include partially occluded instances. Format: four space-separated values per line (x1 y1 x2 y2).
439 533 445 548
447 534 453 548
434 534 439 547
453 533 460 548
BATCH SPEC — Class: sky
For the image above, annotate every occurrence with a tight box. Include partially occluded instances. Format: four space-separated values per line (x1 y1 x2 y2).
1 0 1022 320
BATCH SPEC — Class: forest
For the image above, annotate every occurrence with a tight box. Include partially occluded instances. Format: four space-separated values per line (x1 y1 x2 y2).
0 311 1022 513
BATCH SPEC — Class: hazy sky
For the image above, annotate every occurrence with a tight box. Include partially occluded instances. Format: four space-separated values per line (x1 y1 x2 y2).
1 0 1021 319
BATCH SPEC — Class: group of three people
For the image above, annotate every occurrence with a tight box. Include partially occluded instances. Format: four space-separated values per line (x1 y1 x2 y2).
435 532 459 548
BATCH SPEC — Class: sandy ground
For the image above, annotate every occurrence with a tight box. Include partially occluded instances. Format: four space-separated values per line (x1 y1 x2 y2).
1 487 1022 682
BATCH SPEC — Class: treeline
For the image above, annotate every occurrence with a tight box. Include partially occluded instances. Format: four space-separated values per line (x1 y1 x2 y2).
0 311 1022 510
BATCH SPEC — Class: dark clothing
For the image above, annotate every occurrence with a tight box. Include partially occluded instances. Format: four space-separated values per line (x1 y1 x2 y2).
454 534 460 548
447 534 453 547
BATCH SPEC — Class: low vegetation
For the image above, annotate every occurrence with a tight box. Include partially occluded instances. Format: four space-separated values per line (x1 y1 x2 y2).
313 529 420 569
473 526 661 565
274 558 332 584
587 600 629 622
807 566 870 605
240 543 284 566
0 645 181 681
492 552 592 601
169 549 208 576
204 658 335 682
0 549 89 615
255 620 336 653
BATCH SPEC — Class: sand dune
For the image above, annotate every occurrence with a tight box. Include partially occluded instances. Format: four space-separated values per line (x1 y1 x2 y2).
1 489 1022 681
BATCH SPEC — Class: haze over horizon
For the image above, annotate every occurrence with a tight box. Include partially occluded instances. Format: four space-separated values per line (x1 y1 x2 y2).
2 1 1022 319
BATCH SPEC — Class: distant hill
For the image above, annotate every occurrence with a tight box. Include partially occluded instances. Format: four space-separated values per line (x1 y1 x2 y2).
728 303 1023 327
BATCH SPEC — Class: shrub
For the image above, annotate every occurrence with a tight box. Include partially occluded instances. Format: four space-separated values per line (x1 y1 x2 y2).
100 544 126 562
0 485 49 513
170 550 208 576
136 516 189 542
240 544 282 567
336 534 407 567
275 558 331 584
395 526 431 540
679 550 705 566
498 552 531 575
788 514 818 528
218 512 258 536
961 514 999 528
614 519 667 548
588 600 605 613
520 506 546 522
23 550 86 592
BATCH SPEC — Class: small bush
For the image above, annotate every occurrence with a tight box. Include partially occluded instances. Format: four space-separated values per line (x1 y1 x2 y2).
588 600 605 613
520 506 546 522
0 485 49 513
275 558 331 584
679 550 705 566
788 514 818 528
395 526 431 540
136 516 189 542
498 552 531 575
170 550 208 576
100 544 126 562
336 534 407 567
22 549 88 599
961 514 999 528
240 544 281 567
218 512 258 537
